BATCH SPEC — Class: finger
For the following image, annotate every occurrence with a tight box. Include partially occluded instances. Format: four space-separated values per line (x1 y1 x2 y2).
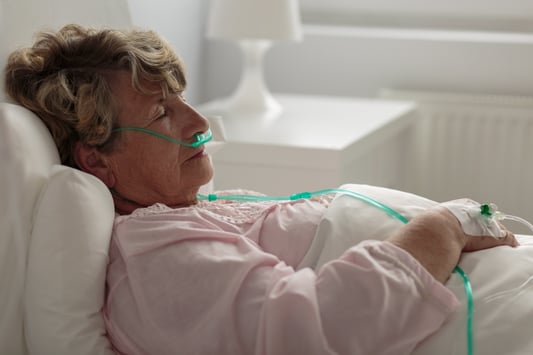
463 231 518 252
505 231 519 247
490 230 518 247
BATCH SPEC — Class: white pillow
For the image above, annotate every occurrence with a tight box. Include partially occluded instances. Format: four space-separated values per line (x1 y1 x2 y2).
0 102 60 355
309 183 533 355
25 165 115 355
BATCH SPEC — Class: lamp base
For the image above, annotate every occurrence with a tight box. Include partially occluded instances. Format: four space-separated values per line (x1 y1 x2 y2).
221 40 282 120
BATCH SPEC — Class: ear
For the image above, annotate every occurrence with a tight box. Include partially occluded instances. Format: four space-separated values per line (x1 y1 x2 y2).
74 142 116 188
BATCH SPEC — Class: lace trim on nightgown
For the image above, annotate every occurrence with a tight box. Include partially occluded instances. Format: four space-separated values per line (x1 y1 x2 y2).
127 189 335 224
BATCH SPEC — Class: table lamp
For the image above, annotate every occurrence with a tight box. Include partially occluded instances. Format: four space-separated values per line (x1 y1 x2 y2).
206 0 302 119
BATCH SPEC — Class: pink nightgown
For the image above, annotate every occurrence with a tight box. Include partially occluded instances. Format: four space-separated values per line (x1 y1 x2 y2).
103 195 458 355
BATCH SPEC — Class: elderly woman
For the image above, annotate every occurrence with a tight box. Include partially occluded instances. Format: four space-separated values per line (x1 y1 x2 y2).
5 25 517 355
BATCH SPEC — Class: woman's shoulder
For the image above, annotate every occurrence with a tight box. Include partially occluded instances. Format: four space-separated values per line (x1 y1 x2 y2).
113 197 273 228
114 203 175 221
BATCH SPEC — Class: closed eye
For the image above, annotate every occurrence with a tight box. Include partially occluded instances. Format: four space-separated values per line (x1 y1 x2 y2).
157 108 168 119
154 105 168 120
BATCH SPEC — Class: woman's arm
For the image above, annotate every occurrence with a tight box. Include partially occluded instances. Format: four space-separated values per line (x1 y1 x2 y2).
387 207 518 283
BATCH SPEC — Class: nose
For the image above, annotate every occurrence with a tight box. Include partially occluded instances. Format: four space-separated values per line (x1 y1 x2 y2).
182 101 211 138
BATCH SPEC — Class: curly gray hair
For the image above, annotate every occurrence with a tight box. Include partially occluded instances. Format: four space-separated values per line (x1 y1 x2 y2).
4 24 187 167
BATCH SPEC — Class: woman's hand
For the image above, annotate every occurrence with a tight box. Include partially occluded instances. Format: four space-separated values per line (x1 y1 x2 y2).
387 207 518 283
462 223 519 252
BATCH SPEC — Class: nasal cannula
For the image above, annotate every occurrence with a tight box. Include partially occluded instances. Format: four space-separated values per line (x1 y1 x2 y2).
112 127 213 148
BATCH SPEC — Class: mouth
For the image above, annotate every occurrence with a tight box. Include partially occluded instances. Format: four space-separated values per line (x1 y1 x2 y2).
187 148 207 161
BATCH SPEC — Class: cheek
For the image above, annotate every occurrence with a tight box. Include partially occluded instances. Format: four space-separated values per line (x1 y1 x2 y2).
136 146 182 178
112 140 182 180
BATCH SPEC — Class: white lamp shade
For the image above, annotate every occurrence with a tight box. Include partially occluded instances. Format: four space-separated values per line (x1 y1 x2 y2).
207 0 302 41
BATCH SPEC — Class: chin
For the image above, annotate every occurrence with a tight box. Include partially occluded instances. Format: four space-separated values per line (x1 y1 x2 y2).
193 166 215 188
201 161 215 183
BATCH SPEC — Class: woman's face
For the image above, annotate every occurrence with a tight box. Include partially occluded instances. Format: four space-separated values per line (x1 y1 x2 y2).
103 71 213 211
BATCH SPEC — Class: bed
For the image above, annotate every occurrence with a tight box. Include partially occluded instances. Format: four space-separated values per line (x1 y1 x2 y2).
3 4 533 353
0 3 130 352
309 184 533 354
3 101 533 355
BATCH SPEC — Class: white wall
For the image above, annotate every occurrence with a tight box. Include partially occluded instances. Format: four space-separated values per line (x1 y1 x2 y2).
4 2 532 104
0 0 132 102
0 0 210 105
128 0 210 105
202 25 533 102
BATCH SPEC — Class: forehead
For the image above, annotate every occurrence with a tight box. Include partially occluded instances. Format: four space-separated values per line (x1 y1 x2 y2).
106 70 161 125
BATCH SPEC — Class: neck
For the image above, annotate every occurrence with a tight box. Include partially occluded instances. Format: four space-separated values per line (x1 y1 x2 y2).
111 189 147 215
110 188 198 215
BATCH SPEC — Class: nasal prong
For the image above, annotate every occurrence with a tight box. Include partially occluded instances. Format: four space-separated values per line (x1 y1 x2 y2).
190 128 213 148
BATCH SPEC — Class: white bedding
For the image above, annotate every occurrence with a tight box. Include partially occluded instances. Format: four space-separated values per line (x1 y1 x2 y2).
307 184 533 355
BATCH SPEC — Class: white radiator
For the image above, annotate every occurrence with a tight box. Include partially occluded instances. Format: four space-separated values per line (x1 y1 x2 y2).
380 89 533 232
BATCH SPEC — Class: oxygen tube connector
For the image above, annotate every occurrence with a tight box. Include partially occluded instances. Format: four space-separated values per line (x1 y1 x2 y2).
480 203 533 233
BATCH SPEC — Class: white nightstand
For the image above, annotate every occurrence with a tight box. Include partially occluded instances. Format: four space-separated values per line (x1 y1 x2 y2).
198 94 417 195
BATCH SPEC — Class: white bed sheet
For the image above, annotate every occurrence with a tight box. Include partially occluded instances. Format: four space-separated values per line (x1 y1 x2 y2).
308 183 533 355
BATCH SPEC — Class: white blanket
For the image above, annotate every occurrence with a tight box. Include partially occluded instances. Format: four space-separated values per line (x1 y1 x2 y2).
304 184 533 355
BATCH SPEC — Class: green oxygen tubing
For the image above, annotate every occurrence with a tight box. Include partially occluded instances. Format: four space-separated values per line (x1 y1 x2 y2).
197 187 475 355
